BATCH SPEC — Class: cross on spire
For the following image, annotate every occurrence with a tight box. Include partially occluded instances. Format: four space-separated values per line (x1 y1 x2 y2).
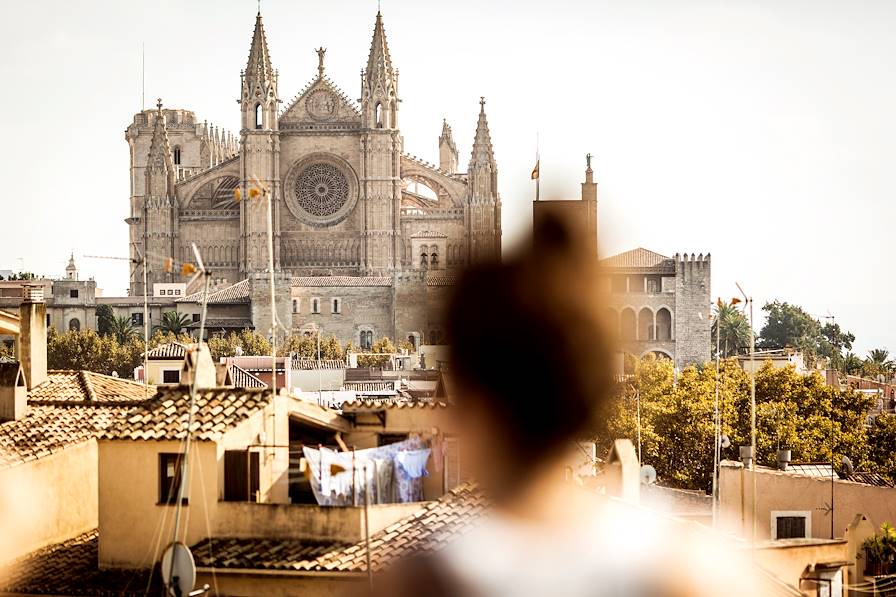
156 98 163 110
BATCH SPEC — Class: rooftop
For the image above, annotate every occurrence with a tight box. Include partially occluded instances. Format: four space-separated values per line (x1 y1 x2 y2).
100 386 272 441
0 530 160 595
177 278 251 304
191 483 486 573
144 342 187 360
0 370 153 469
600 247 675 272
292 276 391 287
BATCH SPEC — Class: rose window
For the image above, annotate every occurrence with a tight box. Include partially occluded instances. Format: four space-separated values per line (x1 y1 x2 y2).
294 163 349 217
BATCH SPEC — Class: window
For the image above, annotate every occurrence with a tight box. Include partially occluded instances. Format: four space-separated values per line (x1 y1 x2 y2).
331 298 341 314
159 453 186 504
224 450 260 502
360 330 373 350
292 299 298 314
175 289 181 296
772 511 810 539
69 289 79 298
162 370 180 384
430 251 439 269
46 314 51 327
131 312 144 326
173 146 181 165
420 252 429 269
68 318 80 331
407 335 417 351
375 103 383 128
312 298 320 314
192 314 200 322
646 277 660 294
255 103 263 129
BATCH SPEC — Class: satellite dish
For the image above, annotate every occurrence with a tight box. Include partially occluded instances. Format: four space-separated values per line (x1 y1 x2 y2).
842 455 855 475
234 346 243 357
720 434 731 449
640 464 657 485
161 542 196 597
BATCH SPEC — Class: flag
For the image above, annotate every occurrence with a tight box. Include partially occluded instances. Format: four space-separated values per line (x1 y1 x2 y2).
531 160 540 180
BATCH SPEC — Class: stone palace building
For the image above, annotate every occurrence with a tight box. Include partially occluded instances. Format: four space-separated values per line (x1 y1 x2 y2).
534 157 711 370
125 10 501 348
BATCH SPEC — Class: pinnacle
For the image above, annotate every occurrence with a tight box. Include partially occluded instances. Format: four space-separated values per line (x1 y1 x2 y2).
469 98 495 167
366 10 394 82
245 12 273 84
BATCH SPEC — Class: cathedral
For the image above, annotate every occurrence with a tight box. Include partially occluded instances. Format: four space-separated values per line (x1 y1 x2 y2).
125 10 501 348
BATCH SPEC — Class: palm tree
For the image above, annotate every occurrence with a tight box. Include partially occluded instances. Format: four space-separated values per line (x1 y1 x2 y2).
841 352 864 376
109 316 137 344
868 349 893 369
156 311 192 335
712 302 752 358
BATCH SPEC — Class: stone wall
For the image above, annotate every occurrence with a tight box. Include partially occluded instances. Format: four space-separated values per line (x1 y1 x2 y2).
673 254 711 368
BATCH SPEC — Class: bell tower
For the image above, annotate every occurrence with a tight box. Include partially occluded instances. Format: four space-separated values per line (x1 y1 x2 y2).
239 10 281 275
467 98 501 263
360 11 402 272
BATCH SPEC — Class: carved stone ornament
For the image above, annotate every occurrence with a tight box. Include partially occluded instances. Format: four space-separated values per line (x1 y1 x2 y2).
306 88 337 121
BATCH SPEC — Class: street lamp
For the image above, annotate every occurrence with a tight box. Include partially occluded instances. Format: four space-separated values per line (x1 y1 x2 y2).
734 282 756 550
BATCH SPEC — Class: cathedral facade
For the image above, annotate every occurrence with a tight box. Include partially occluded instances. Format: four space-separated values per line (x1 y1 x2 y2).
125 11 501 348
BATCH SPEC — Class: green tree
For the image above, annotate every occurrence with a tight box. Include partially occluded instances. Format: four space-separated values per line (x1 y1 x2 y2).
357 337 396 368
868 415 896 483
236 329 271 356
96 305 115 337
47 328 119 375
156 311 192 335
841 352 864 376
109 316 138 344
712 302 752 358
819 322 855 368
758 301 822 359
864 349 894 379
604 357 873 492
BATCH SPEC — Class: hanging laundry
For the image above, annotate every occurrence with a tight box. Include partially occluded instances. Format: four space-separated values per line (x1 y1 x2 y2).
396 449 431 479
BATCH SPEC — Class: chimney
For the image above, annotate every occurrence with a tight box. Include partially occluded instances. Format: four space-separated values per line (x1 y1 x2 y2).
776 449 791 471
604 439 640 504
739 445 754 468
20 285 47 390
0 362 27 421
180 343 217 389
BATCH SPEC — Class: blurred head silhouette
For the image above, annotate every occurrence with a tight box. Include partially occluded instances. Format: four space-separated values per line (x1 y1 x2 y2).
447 211 614 503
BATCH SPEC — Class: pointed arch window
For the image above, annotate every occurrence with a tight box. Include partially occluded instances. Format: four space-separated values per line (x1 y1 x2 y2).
255 104 263 129
173 146 182 165
375 103 383 128
360 330 374 350
420 247 429 270
430 248 439 269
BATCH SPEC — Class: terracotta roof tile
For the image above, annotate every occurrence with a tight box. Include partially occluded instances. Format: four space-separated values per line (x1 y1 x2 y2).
425 273 457 287
144 342 187 360
291 276 392 288
0 371 154 469
28 370 153 404
100 387 272 441
292 357 346 370
0 530 160 595
600 247 673 271
191 484 486 573
0 405 136 469
339 398 449 412
177 279 251 304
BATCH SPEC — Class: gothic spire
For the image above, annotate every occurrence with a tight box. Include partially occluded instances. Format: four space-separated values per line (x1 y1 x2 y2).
440 119 457 154
365 11 394 87
147 99 173 173
245 12 273 85
469 97 495 168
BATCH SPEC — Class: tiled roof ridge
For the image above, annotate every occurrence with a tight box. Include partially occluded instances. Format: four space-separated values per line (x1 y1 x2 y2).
79 370 97 402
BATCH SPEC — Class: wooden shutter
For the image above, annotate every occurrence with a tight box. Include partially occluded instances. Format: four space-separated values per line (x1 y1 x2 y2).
225 450 260 502
443 437 472 491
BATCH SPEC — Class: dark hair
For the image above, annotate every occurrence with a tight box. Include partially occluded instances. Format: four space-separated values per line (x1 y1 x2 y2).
447 214 615 488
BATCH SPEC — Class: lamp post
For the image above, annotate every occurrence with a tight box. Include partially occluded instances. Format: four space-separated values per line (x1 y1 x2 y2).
735 283 756 550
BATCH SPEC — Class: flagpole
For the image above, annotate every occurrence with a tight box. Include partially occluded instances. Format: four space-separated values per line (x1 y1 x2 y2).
534 132 540 201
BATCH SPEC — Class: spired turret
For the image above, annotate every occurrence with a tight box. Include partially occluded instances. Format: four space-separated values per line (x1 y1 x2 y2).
439 119 458 174
466 97 501 262
239 10 281 274
361 11 399 130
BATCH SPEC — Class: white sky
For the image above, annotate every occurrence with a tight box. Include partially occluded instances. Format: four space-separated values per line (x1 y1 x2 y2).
1 0 892 357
